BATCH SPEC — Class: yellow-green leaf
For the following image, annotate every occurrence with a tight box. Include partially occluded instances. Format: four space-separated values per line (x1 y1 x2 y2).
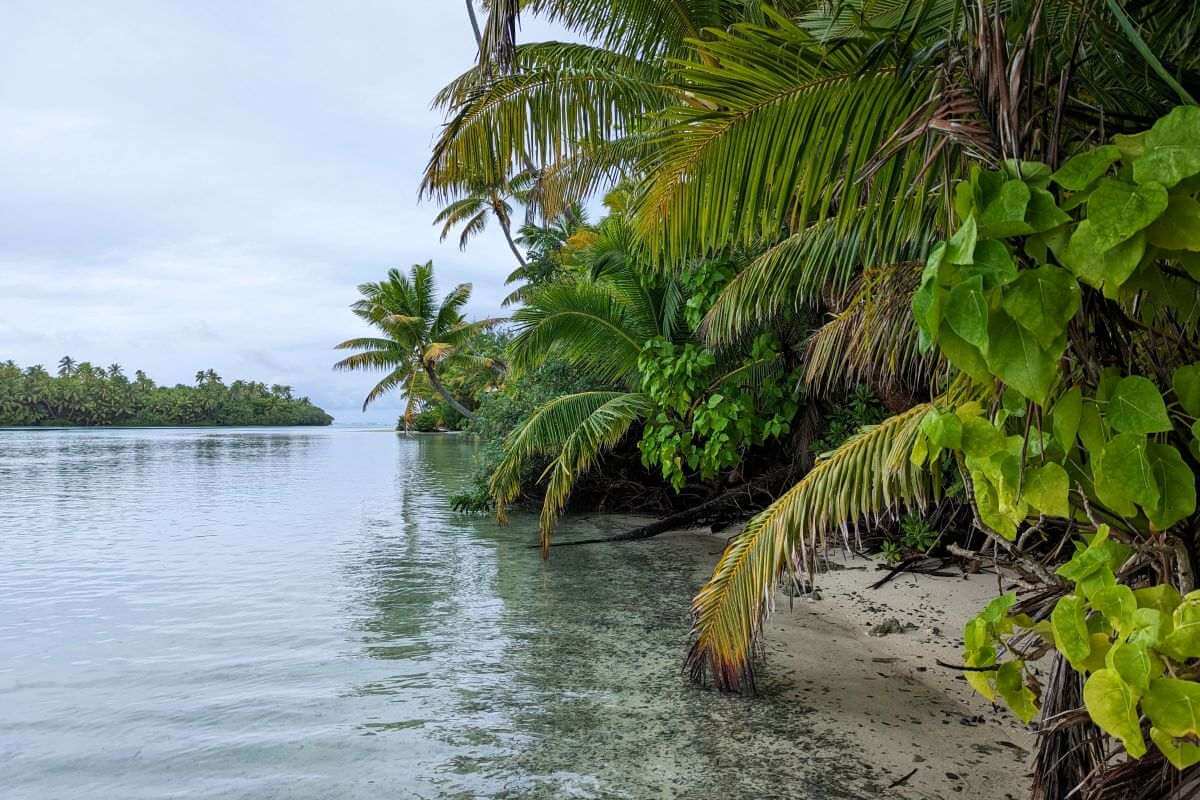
1084 669 1147 757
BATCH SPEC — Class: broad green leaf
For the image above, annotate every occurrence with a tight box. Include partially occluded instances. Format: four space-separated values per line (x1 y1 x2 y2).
1097 433 1160 509
1025 188 1072 232
1107 641 1159 692
973 473 1019 540
912 278 942 349
1024 463 1070 517
960 240 1019 289
1083 669 1147 757
921 408 962 450
1001 387 1027 417
1135 585 1183 616
1128 607 1169 649
945 215 978 265
945 276 989 349
995 661 1039 724
1080 633 1113 672
1150 727 1200 770
1145 443 1196 530
1160 598 1200 660
1093 586 1137 636
1062 223 1147 289
1057 546 1115 593
1000 266 1081 348
1147 194 1200 251
1078 402 1107 455
980 592 1018 624
1173 364 1200 417
909 431 929 467
938 325 992 384
985 311 1058 404
978 179 1032 238
962 417 1005 459
1142 678 1200 741
1052 387 1083 451
1052 145 1122 191
1105 376 1172 434
1114 131 1148 161
1084 178 1169 250
1002 159 1052 188
1052 595 1092 667
1133 106 1200 188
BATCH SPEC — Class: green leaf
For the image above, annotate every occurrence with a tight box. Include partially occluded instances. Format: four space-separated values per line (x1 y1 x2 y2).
1024 462 1070 517
1097 433 1160 509
1052 145 1122 191
1128 607 1169 649
973 473 1018 540
985 311 1058 404
1052 387 1083 451
1173 364 1200 417
1147 194 1200 251
921 408 963 450
1052 594 1093 667
1107 641 1159 692
1062 224 1146 289
996 661 1039 724
1135 584 1182 616
1083 669 1147 757
1150 726 1200 770
1142 678 1200 742
1000 266 1081 348
1084 178 1170 250
1078 402 1107 456
960 240 1019 289
1093 586 1137 636
962 417 1006 459
1145 443 1197 530
1133 106 1200 188
945 215 978 265
945 276 990 349
1105 376 1172 434
1160 598 1200 661
938 325 992 385
978 179 1032 238
1025 187 1072 233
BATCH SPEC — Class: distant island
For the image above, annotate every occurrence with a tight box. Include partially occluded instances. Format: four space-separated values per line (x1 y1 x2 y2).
0 358 332 427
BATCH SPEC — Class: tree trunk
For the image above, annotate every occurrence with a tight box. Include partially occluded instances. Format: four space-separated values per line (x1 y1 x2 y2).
423 364 476 421
497 213 527 268
464 0 482 48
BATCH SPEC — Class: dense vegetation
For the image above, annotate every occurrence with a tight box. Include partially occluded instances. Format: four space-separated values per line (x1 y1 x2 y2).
0 359 332 427
337 1 1200 795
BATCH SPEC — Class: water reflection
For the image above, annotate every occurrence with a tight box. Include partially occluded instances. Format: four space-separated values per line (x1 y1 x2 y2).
1 428 883 799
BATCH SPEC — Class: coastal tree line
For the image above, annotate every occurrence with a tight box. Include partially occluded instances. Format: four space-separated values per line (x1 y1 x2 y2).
335 1 1200 796
0 359 332 427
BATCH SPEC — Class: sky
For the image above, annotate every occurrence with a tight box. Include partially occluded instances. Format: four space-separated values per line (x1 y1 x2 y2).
0 1 562 423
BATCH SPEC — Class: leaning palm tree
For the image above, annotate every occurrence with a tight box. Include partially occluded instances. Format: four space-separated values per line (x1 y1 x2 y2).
57 356 76 377
333 261 498 423
433 174 531 267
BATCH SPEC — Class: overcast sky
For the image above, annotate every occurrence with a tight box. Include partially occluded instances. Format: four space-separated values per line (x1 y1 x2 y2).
0 1 560 423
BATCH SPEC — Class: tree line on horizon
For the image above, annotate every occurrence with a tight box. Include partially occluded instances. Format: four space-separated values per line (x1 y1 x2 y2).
0 358 332 427
330 2 1200 795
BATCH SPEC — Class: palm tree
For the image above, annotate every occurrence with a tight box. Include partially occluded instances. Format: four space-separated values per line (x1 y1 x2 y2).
107 363 125 380
194 370 206 386
433 175 531 267
333 261 500 423
57 356 76 377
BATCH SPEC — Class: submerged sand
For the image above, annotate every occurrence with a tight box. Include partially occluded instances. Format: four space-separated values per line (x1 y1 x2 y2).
671 526 1035 800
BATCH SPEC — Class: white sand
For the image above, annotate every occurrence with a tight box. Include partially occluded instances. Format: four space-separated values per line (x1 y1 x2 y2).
676 527 1035 800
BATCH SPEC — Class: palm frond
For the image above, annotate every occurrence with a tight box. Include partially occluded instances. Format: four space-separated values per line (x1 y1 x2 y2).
687 402 936 691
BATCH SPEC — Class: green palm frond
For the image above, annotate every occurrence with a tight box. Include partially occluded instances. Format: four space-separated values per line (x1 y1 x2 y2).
687 402 935 691
700 199 941 346
804 262 943 402
635 9 931 265
535 391 653 555
489 390 648 521
508 281 654 384
424 42 671 198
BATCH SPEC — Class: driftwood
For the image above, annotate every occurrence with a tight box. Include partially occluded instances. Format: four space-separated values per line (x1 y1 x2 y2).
535 466 797 550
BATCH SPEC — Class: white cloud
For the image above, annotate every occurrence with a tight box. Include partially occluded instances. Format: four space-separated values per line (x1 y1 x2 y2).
0 1 565 423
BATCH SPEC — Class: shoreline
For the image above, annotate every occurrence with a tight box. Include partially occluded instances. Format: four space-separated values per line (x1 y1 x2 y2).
668 525 1034 799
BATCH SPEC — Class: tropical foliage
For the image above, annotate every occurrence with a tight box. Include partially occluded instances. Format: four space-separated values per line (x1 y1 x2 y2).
0 360 332 427
424 1 1200 794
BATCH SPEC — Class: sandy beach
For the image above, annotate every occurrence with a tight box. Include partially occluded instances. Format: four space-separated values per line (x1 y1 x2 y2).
672 526 1035 800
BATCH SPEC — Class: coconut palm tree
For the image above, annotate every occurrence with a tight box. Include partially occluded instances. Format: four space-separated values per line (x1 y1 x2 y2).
433 175 532 267
333 261 500 422
57 356 76 377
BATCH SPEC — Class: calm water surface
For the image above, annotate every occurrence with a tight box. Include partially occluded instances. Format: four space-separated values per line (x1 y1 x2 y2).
1 428 871 799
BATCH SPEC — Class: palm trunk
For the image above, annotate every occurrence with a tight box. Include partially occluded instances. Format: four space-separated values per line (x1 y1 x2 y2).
464 0 482 48
423 364 476 421
495 210 527 268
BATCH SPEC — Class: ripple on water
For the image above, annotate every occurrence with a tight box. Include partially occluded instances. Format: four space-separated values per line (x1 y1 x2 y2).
0 428 881 799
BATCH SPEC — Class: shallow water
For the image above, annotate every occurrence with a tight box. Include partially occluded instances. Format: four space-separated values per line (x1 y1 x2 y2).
1 428 875 799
